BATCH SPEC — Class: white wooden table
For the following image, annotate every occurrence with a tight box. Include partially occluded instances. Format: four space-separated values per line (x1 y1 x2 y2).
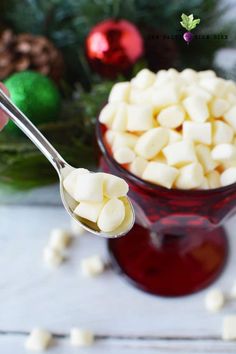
0 184 235 353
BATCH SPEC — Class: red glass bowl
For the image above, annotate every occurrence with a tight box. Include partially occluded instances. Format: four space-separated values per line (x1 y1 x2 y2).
96 122 236 297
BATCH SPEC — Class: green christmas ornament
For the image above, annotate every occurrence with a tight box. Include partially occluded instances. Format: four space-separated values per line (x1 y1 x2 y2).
4 70 61 135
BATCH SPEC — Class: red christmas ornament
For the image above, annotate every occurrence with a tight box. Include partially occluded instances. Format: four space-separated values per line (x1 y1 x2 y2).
86 19 144 78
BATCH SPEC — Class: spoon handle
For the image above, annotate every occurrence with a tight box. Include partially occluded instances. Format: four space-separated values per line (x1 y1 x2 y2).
0 89 67 174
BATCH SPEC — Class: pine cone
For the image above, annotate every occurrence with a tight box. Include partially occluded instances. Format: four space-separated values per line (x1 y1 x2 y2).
0 29 64 82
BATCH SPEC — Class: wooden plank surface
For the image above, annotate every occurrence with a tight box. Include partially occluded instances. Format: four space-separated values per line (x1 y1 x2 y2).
0 203 235 354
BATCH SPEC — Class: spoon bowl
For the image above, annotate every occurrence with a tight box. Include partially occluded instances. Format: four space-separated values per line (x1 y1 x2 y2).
0 89 135 238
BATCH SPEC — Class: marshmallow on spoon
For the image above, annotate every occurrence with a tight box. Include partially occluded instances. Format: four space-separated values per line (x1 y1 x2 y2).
97 198 125 232
63 168 89 200
108 82 130 103
74 173 104 203
135 127 169 159
183 121 212 145
127 104 154 131
220 167 236 186
157 104 185 129
142 161 179 189
163 141 197 167
74 200 106 223
102 173 129 198
213 121 233 144
175 162 204 189
183 95 209 122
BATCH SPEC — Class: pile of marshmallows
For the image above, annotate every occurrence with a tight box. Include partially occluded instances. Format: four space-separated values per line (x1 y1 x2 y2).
99 68 236 190
63 168 129 233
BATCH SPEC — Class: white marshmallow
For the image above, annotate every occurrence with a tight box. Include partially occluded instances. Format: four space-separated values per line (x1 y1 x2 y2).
154 70 168 86
108 82 130 103
168 129 182 144
70 328 94 347
70 218 85 236
142 162 179 189
180 68 198 82
129 87 153 104
112 103 127 132
127 104 153 131
112 132 138 150
196 145 218 173
224 105 236 132
226 92 236 105
135 127 169 159
101 173 129 198
48 229 71 251
63 168 89 200
175 162 204 189
222 315 236 341
199 77 226 97
129 156 148 177
183 84 212 102
157 105 185 129
131 69 156 89
104 130 116 146
97 198 125 232
210 98 230 118
198 177 209 190
206 171 221 189
152 82 180 108
163 141 197 167
74 200 105 223
81 255 104 277
220 167 236 186
25 328 52 351
198 70 216 79
224 80 236 96
74 173 104 203
114 147 135 164
183 95 209 122
213 120 234 144
99 103 118 127
43 247 64 268
205 289 225 313
183 121 212 145
211 144 236 162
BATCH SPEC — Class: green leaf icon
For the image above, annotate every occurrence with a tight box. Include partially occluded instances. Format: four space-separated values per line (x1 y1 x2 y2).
180 13 200 31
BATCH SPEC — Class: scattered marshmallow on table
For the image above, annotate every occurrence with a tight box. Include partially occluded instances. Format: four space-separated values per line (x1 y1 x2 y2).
70 328 94 347
43 247 64 268
205 289 225 313
81 255 105 277
48 228 71 251
222 315 236 341
99 68 236 190
25 328 52 351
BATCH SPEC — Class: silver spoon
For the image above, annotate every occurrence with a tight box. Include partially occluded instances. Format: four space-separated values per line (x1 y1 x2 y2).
0 89 135 238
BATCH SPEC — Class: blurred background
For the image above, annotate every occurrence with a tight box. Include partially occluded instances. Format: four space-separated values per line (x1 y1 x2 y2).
0 0 235 195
